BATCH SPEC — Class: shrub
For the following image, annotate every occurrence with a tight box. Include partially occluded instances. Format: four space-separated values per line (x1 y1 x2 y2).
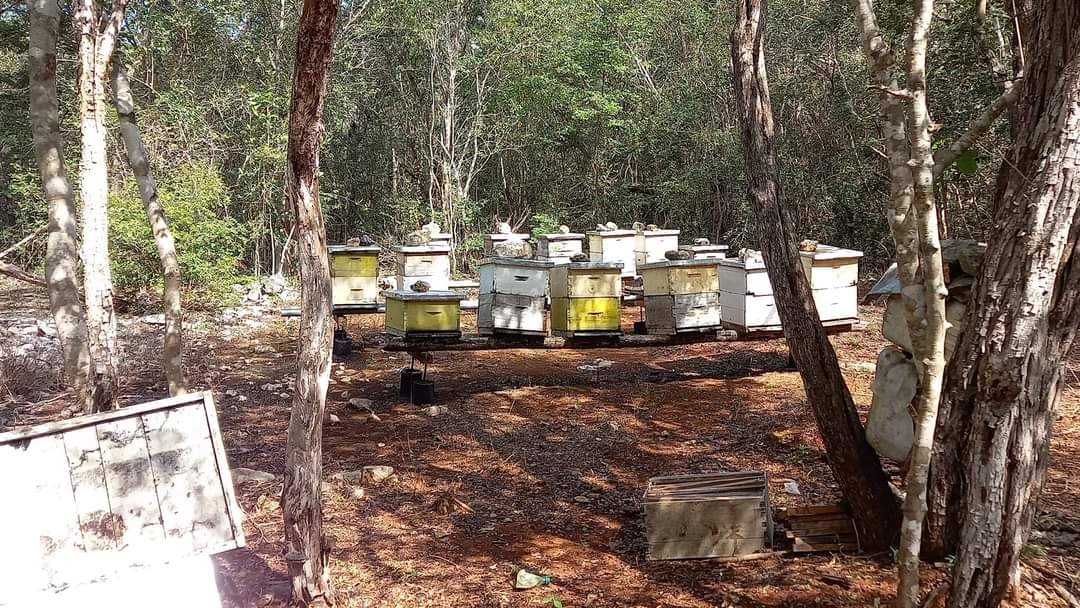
109 162 250 310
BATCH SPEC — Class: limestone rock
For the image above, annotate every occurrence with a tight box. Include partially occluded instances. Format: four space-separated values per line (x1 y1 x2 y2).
492 239 532 258
232 468 277 483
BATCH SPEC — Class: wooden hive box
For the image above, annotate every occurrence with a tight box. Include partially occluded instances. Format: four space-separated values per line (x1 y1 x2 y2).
643 471 772 560
328 244 381 306
393 244 451 291
679 243 729 260
483 233 531 256
634 229 681 266
587 230 638 277
549 261 623 336
428 232 453 248
640 259 722 335
383 289 465 338
536 233 586 264
797 245 861 323
0 392 244 605
477 257 554 336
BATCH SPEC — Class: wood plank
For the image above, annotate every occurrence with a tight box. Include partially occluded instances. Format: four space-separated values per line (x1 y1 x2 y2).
780 504 848 518
26 434 84 590
199 392 246 547
0 437 51 600
97 415 167 560
0 392 206 444
143 402 232 553
63 425 118 552
648 537 765 560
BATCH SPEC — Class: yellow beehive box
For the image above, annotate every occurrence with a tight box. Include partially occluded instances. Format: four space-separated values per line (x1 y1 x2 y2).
587 230 638 277
634 229 681 266
549 261 622 299
328 245 381 305
639 259 721 297
550 297 620 334
382 290 465 337
548 261 623 336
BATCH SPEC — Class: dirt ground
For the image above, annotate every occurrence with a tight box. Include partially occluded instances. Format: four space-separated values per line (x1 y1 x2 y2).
2 278 1078 607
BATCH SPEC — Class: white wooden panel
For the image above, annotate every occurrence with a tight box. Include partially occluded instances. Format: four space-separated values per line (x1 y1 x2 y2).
0 438 50 601
811 285 858 321
27 435 83 590
396 274 450 291
332 276 378 304
719 263 773 296
395 252 451 277
800 257 859 289
478 293 546 333
720 291 781 328
64 426 116 553
589 234 637 276
97 417 166 555
33 556 222 608
636 233 680 265
490 265 548 297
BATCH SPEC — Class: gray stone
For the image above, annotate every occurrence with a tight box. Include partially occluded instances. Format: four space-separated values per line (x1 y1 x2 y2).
141 314 166 326
233 468 277 483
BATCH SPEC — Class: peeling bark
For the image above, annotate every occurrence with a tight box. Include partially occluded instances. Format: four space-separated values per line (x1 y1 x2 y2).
280 0 340 602
731 0 901 552
111 62 187 396
28 0 90 402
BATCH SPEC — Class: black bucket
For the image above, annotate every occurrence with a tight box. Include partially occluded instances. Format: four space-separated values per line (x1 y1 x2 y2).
411 379 435 404
399 367 423 398
633 320 648 335
333 329 353 357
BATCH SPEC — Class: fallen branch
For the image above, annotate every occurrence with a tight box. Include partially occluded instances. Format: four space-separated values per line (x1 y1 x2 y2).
0 260 46 287
0 225 47 260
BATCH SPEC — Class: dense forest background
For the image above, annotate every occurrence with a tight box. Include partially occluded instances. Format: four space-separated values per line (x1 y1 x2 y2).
0 0 1007 306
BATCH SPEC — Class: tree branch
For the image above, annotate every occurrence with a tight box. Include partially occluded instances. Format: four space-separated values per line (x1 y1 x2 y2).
932 76 1022 177
0 225 47 260
95 0 129 72
0 260 46 287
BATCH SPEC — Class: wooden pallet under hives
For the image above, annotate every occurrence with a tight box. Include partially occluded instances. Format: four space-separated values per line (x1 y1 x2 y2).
777 504 860 553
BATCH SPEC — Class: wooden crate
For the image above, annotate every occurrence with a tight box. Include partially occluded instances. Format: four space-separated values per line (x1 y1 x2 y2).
329 245 380 305
483 233 531 256
643 471 772 560
477 293 546 335
777 504 859 553
644 293 722 334
393 244 451 292
478 257 553 298
383 289 464 337
0 392 244 604
679 244 729 260
634 229 681 266
639 259 721 297
587 230 638 277
536 233 586 264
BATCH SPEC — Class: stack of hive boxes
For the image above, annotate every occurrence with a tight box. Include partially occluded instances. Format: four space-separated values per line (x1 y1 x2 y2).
328 244 381 306
549 262 623 337
639 259 722 334
477 257 553 336
393 243 451 291
798 245 862 322
635 228 681 267
587 230 638 277
536 233 586 265
382 290 465 338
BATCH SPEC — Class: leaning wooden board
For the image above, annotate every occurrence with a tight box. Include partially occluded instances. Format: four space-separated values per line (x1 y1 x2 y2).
0 391 244 604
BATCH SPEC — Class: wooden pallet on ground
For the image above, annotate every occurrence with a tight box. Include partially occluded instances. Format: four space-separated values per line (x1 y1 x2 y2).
776 503 860 553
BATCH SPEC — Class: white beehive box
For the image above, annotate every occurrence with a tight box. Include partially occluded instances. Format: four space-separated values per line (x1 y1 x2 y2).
328 244 381 306
719 251 860 332
477 257 554 336
536 233 586 264
640 259 722 334
483 233 531 256
679 243 729 260
799 245 863 290
635 229 681 266
587 230 638 277
393 244 451 291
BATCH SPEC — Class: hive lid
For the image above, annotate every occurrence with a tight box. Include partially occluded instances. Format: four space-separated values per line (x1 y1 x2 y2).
381 289 465 301
586 229 637 237
486 233 530 240
564 261 624 270
638 259 722 271
538 233 586 240
327 244 381 253
799 244 864 260
720 256 767 271
391 243 452 253
680 244 729 252
640 229 681 237
479 257 555 268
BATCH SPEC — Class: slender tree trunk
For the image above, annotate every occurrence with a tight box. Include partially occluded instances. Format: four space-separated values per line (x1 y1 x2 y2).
111 62 187 396
730 0 901 551
280 0 339 602
28 0 90 403
74 0 126 412
934 2 1080 605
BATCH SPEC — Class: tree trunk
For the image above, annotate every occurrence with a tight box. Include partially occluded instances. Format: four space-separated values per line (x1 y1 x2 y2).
74 0 126 412
280 0 339 602
111 62 187 396
28 0 90 403
932 2 1080 605
729 0 901 551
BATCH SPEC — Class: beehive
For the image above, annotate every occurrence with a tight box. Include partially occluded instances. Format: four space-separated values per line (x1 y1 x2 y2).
635 229 681 266
393 244 451 291
643 471 772 560
719 247 861 333
536 233 586 264
549 262 623 336
483 233 531 256
382 290 465 338
328 245 381 305
477 257 554 336
587 230 638 277
428 232 453 248
639 259 722 334
679 243 729 260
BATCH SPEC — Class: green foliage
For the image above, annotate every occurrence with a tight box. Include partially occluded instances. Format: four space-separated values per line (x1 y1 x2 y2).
109 163 249 309
540 594 564 608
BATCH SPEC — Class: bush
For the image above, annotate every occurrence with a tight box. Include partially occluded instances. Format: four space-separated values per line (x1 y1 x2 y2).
109 162 250 310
